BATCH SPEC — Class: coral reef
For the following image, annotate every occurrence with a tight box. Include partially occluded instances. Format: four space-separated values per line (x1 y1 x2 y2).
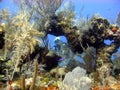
0 0 120 90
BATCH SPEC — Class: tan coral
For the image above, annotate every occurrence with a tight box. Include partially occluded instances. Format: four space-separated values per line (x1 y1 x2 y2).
110 84 120 90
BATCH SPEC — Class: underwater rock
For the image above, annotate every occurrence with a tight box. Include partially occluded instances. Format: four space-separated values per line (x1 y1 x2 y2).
96 42 119 66
43 50 61 70
60 16 110 54
48 15 65 36
21 46 61 71
82 17 110 47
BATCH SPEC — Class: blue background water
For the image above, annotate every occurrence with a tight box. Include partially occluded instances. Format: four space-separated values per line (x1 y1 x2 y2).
0 0 120 22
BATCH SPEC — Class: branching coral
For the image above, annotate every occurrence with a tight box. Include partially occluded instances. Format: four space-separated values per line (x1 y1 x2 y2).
0 9 10 21
13 0 64 33
0 9 45 79
30 60 38 90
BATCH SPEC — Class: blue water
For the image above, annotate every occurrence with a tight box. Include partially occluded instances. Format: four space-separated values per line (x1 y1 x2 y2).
0 0 120 22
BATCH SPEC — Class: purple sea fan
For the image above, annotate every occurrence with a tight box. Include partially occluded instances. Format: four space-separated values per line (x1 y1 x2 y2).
58 57 64 61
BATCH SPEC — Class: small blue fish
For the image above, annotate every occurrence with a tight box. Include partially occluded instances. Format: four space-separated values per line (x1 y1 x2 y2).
58 58 64 61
